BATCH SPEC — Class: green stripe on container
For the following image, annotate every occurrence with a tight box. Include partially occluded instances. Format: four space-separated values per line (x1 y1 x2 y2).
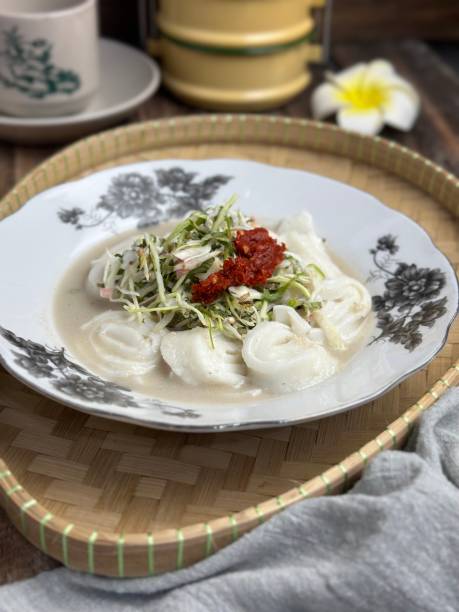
88 531 98 574
62 523 74 567
276 496 284 508
147 533 155 576
0 470 11 479
117 534 125 578
159 30 314 56
228 514 238 542
204 523 213 557
39 512 53 553
176 529 184 570
20 499 36 532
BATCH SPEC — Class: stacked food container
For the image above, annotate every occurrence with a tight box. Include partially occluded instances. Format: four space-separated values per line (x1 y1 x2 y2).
148 0 326 110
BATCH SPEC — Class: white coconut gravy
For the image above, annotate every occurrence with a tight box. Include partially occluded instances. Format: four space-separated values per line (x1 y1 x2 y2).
53 214 374 405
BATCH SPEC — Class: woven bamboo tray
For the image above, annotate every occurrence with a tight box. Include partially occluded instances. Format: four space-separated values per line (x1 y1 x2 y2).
0 115 458 577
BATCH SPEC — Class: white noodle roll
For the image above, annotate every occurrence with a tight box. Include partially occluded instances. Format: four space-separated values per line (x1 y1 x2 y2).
313 277 372 351
85 237 137 301
277 211 341 279
160 329 247 387
242 306 336 393
81 311 162 377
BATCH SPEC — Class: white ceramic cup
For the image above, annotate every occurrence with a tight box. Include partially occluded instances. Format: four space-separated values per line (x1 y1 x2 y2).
0 0 99 117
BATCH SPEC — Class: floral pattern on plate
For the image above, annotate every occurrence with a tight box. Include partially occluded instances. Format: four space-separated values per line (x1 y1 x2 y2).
57 167 232 230
0 326 201 420
369 235 447 351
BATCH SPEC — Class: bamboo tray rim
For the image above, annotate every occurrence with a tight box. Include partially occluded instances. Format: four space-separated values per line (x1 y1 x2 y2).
0 114 458 576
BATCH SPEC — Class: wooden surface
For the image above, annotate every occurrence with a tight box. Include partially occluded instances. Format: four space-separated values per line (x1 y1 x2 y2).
100 1 459 43
0 40 458 585
331 0 459 42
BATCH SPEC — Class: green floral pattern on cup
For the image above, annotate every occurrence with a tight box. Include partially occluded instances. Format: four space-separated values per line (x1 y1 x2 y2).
0 27 80 99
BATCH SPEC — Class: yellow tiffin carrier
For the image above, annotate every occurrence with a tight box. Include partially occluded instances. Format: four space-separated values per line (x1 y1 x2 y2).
149 0 327 110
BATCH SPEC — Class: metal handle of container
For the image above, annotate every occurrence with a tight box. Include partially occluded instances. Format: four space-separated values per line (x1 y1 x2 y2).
311 0 332 64
140 0 162 54
141 0 332 64
147 38 162 57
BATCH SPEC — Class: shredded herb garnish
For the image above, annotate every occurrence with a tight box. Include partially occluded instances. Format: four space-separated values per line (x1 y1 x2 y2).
102 198 322 339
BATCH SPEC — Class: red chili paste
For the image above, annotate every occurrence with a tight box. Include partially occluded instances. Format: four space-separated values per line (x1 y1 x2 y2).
191 228 286 304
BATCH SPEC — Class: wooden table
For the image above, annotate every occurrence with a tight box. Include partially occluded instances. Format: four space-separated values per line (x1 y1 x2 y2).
1 40 458 586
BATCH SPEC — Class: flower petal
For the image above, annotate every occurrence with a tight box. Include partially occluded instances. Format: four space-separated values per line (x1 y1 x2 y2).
382 88 420 131
365 59 396 80
330 63 367 87
337 107 385 136
361 60 418 101
311 82 344 119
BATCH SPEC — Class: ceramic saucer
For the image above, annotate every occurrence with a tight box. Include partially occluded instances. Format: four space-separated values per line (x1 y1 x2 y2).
0 38 160 145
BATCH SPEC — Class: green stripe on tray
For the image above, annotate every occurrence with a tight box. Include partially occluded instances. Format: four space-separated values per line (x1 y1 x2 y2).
176 529 185 570
88 531 98 574
320 473 332 494
39 512 53 553
20 499 37 532
254 505 264 524
386 427 397 447
117 534 125 578
415 400 425 412
338 462 349 481
159 30 315 56
204 523 213 557
62 523 74 567
147 533 155 576
357 449 369 466
298 484 309 498
228 514 239 542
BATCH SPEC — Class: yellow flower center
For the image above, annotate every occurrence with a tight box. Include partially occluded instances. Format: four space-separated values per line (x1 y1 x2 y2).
337 76 389 111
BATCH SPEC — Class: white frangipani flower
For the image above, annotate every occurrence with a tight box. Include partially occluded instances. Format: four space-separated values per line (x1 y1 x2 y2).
311 60 420 136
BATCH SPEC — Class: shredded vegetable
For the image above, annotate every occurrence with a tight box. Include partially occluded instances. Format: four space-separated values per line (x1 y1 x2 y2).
101 198 323 339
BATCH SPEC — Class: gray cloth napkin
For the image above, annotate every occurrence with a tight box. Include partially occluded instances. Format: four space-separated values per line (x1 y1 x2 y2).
1 387 458 612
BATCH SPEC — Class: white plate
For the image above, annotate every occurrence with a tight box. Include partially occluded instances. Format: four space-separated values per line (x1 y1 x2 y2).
0 39 160 145
0 159 457 431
